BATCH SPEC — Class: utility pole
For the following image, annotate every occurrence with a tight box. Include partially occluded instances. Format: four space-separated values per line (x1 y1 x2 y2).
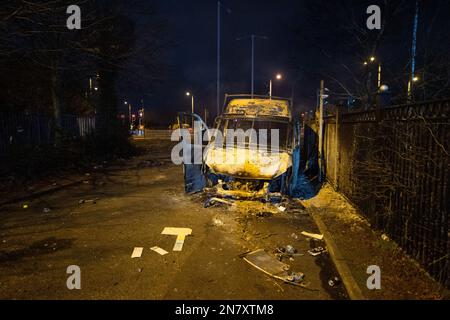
269 79 272 98
318 80 325 182
216 2 231 118
407 0 420 101
251 34 255 96
236 34 267 97
217 1 221 118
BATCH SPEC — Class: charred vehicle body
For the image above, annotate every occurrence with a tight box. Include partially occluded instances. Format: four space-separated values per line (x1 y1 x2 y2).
178 94 315 199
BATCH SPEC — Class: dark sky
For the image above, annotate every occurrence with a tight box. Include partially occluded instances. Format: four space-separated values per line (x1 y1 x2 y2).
119 0 450 125
121 0 305 124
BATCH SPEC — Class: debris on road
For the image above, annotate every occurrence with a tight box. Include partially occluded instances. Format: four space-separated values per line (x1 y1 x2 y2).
131 247 143 258
212 217 224 227
328 276 342 287
204 197 233 208
161 227 192 251
291 233 299 240
150 246 169 256
43 207 51 213
275 204 286 212
381 233 390 241
285 245 297 255
243 249 312 289
22 204 29 209
256 211 273 218
78 198 99 205
308 246 327 256
287 272 305 283
274 246 304 261
301 231 324 240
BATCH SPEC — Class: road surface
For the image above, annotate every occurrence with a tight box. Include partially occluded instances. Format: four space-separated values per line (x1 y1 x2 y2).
0 140 347 300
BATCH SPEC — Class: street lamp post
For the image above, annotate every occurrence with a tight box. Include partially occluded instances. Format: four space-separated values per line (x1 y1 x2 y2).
269 73 282 98
186 92 194 114
236 34 268 97
186 92 195 128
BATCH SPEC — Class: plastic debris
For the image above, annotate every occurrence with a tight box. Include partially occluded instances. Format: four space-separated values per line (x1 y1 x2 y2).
291 233 299 240
78 198 99 205
308 247 327 256
301 231 324 240
256 212 273 218
276 205 286 212
243 249 311 289
381 234 390 241
285 245 297 255
204 197 233 208
43 207 51 213
212 217 224 226
328 277 341 287
131 247 143 258
150 246 169 256
287 272 305 283
22 204 29 209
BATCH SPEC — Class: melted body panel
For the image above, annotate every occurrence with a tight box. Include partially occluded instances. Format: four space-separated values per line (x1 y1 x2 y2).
204 146 292 180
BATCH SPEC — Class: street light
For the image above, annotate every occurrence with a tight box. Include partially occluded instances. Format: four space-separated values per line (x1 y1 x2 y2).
185 91 194 114
236 34 268 97
269 73 282 98
364 56 382 89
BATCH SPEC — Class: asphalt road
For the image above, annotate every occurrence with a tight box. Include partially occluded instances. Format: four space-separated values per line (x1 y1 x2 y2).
0 140 348 300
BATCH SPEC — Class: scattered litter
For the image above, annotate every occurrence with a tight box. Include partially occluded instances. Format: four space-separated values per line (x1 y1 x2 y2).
261 233 277 239
82 180 90 184
301 231 324 240
22 204 29 209
138 268 143 273
328 277 341 287
131 247 143 258
285 245 297 255
275 205 286 212
150 246 169 256
381 234 390 241
204 197 233 208
43 207 51 213
291 233 299 240
286 272 305 283
308 247 327 256
274 246 304 261
78 198 99 205
256 212 273 218
268 193 283 203
212 217 224 227
243 249 312 289
161 227 192 251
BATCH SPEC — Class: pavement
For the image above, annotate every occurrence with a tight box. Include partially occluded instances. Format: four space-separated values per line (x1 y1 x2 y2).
0 140 348 300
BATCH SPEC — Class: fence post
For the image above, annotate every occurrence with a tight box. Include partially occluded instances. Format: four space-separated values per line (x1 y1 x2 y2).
318 80 325 182
334 105 340 190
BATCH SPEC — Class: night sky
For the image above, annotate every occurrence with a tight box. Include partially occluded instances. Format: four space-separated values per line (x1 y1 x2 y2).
118 0 449 126
120 0 305 125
